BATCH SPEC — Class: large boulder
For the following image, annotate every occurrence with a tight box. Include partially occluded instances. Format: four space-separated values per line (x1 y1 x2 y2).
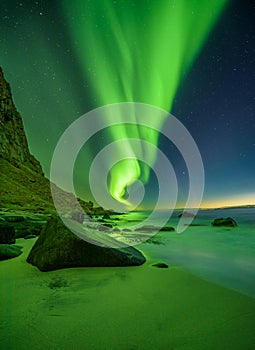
0 244 23 260
212 217 237 227
27 216 146 272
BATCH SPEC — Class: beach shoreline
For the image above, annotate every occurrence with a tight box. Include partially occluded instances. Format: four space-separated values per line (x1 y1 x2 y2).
1 237 254 350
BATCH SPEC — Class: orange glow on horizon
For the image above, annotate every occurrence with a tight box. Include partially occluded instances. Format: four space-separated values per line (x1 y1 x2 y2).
149 193 255 210
200 193 255 209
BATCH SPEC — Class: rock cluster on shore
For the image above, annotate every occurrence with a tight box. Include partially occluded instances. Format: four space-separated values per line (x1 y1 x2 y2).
0 67 145 266
27 216 146 271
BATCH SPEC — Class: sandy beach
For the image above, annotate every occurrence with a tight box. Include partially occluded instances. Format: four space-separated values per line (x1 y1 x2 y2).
0 237 254 350
0 0 254 348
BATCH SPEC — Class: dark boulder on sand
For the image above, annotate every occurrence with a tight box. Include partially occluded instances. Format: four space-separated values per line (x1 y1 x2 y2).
212 217 237 227
0 244 23 260
27 216 146 272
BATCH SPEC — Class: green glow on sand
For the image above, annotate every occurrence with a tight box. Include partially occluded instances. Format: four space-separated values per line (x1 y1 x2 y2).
63 0 228 203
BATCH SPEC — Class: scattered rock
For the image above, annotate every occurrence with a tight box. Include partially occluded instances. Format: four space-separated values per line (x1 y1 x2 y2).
102 213 110 220
103 223 113 228
24 234 37 239
19 224 43 237
159 226 175 232
212 217 237 227
48 277 68 289
71 211 85 224
4 215 25 222
0 225 15 244
0 244 23 261
122 228 132 232
12 221 45 238
86 223 99 229
178 212 195 218
146 237 164 245
27 216 146 271
134 225 174 233
135 225 159 232
98 225 111 232
112 227 121 232
152 262 169 268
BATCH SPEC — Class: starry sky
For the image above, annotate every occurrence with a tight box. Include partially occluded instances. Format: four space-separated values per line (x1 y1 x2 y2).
0 0 254 209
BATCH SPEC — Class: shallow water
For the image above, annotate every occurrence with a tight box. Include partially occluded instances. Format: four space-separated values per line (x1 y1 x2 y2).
122 208 255 297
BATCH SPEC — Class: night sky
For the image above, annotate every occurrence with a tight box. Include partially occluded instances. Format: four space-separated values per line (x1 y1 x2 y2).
0 0 254 209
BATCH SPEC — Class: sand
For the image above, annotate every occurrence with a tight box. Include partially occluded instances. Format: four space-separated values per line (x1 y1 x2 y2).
0 237 255 350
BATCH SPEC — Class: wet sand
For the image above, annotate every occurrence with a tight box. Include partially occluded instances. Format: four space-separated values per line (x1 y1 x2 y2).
0 237 255 349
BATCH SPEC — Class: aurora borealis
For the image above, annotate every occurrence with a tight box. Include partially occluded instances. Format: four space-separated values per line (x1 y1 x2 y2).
61 0 227 203
0 0 254 208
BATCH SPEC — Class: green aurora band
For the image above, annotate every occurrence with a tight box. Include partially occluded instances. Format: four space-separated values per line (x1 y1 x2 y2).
63 0 228 204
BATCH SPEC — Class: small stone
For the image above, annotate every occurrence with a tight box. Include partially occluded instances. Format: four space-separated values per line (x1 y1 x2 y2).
178 212 195 218
102 213 110 220
152 262 169 269
24 234 37 239
71 211 85 224
135 225 158 232
103 223 113 228
98 225 111 231
212 217 237 227
159 226 175 232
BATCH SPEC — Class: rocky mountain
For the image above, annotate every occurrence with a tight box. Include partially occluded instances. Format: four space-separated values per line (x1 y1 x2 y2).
0 67 55 211
0 67 117 218
0 66 91 213
0 67 42 174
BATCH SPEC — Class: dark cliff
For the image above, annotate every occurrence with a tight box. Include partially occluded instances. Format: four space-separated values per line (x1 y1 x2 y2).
0 67 100 214
0 67 43 174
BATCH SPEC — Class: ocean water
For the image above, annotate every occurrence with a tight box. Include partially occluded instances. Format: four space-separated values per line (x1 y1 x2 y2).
119 208 255 297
